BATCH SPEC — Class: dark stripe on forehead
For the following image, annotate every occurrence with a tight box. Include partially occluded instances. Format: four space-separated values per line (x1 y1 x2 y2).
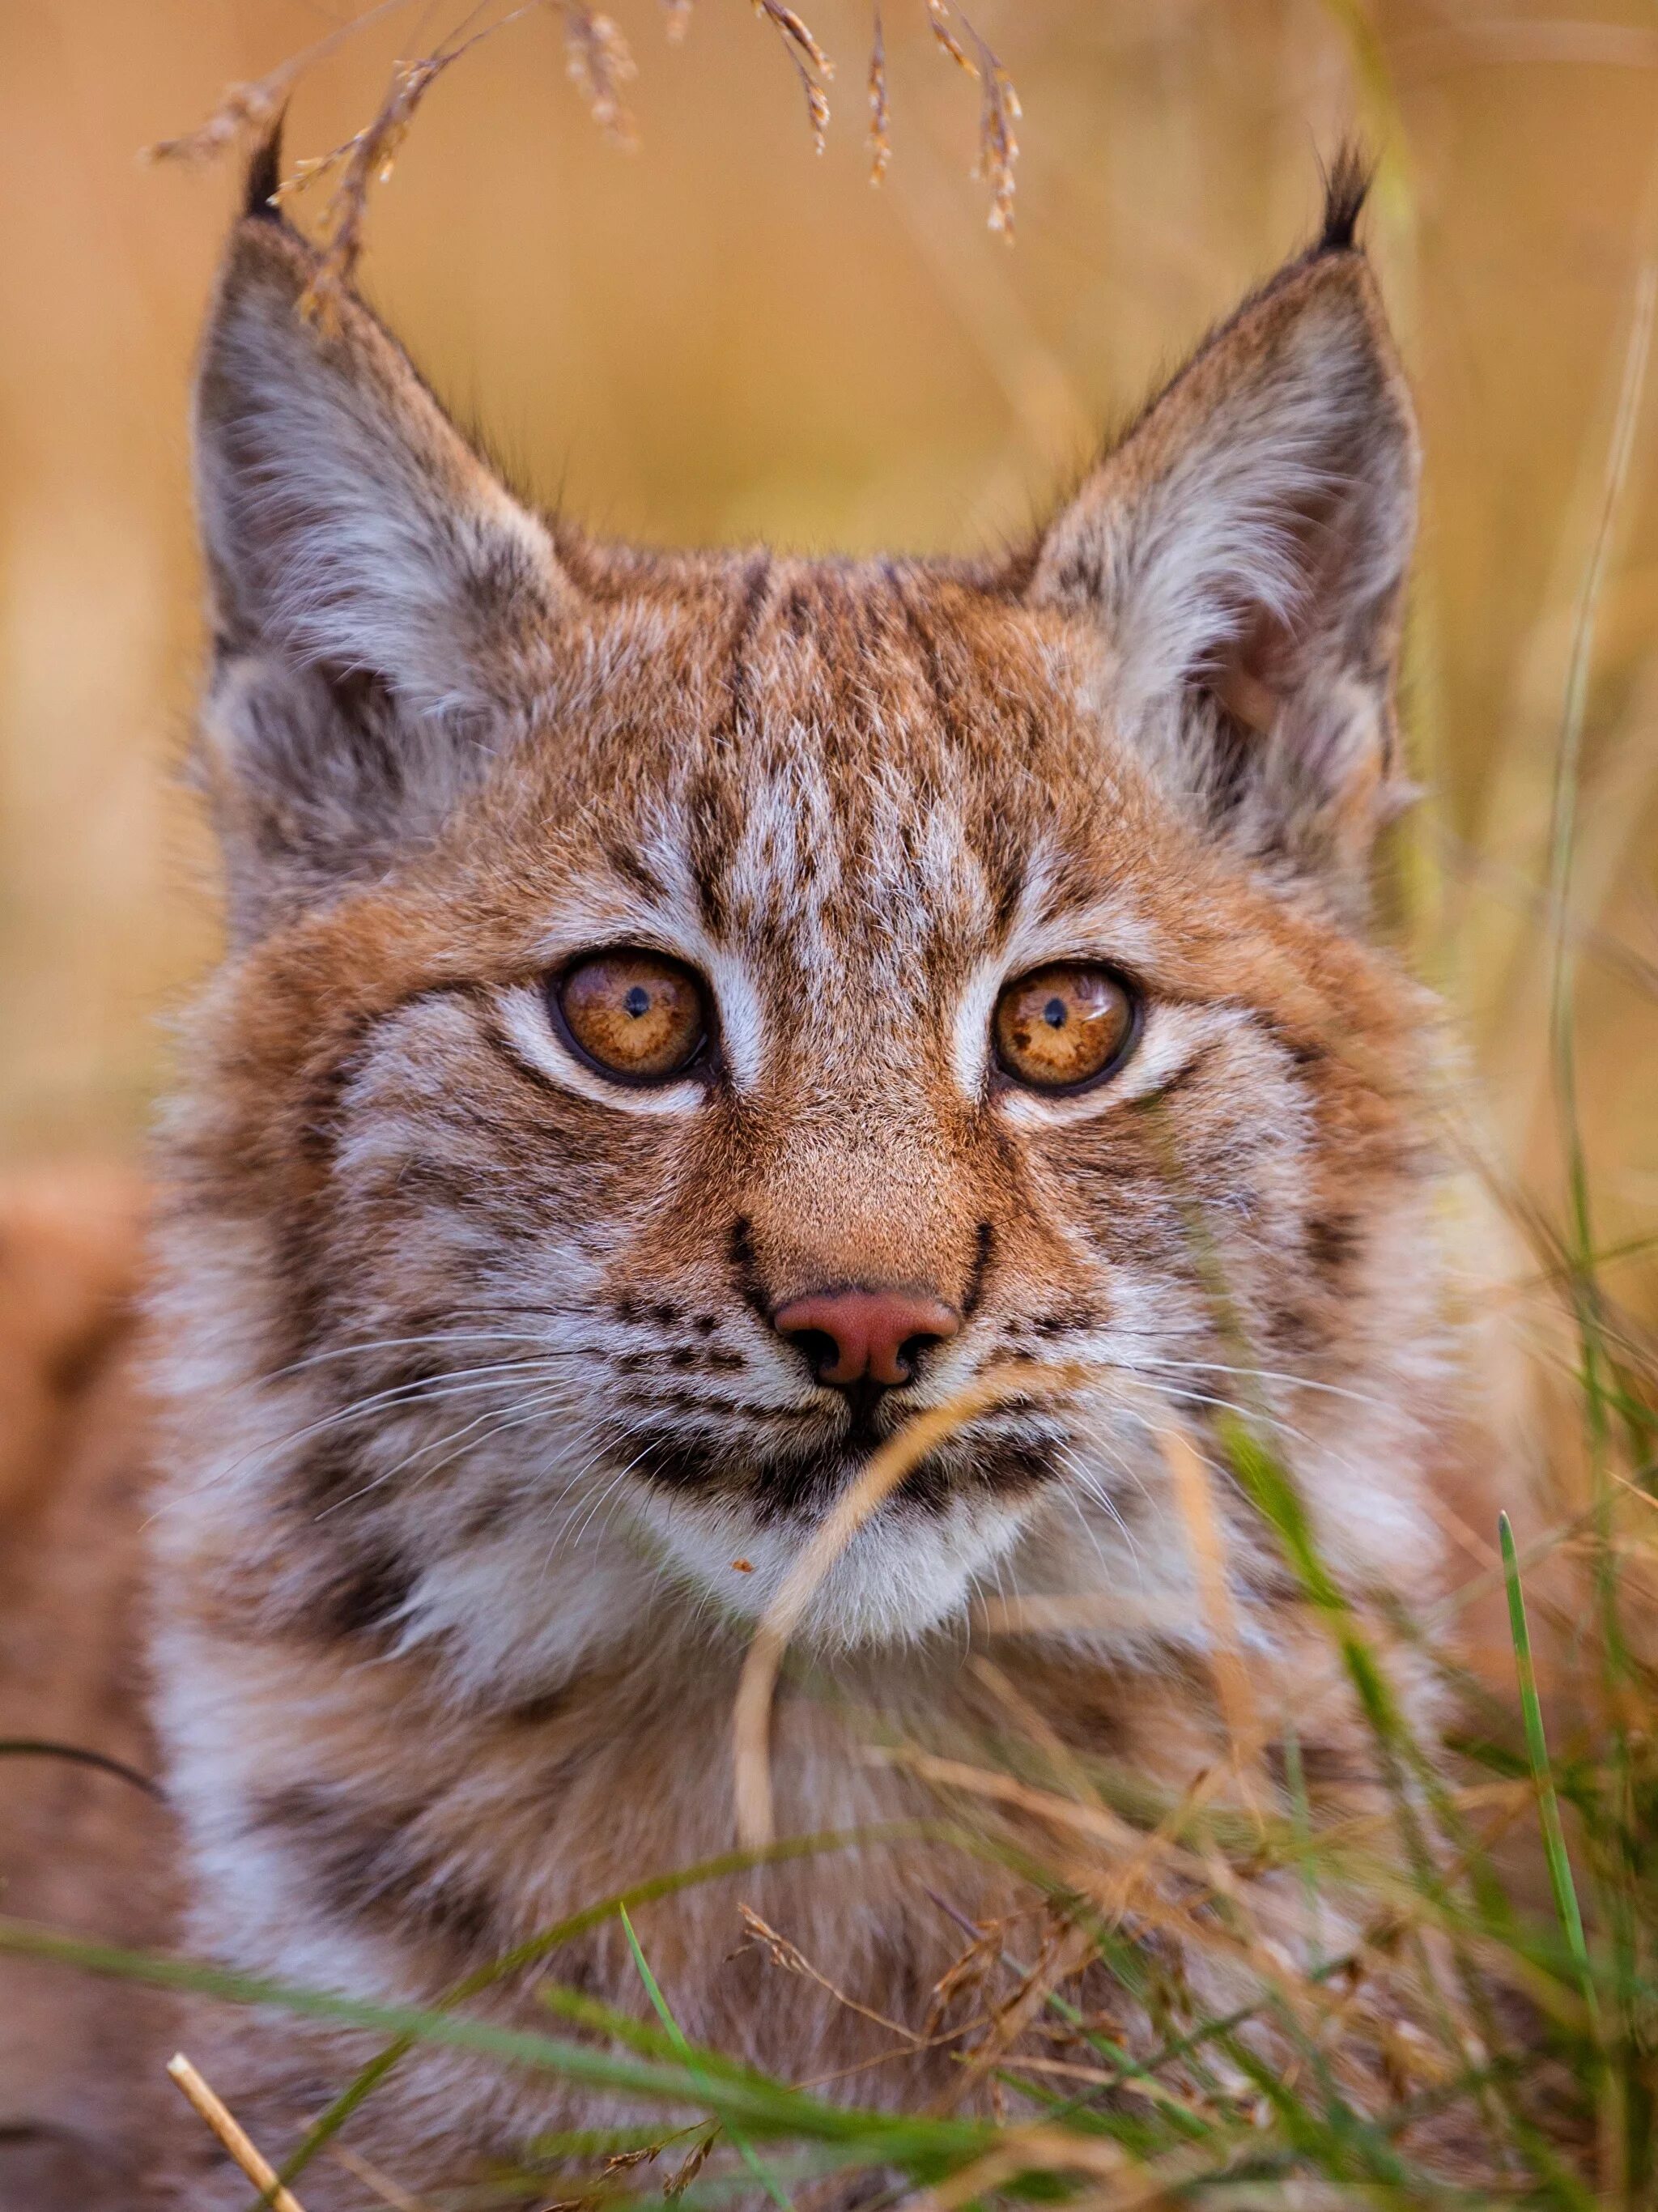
600 836 669 901
885 562 959 743
716 551 776 742
686 555 777 936
882 561 1035 936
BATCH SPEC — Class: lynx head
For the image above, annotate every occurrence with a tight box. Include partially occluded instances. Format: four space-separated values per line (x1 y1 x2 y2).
169 153 1440 1695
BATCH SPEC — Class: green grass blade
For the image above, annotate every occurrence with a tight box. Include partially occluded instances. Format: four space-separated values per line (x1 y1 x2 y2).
620 1904 792 2211
1280 1725 1325 1975
0 1913 995 2154
1499 1511 1597 2025
268 1819 933 2198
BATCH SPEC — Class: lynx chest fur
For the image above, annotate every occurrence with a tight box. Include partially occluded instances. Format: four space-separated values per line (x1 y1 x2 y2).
117 155 1482 2206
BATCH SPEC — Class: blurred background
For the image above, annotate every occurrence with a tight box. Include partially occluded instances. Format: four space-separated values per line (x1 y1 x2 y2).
2 0 1655 1295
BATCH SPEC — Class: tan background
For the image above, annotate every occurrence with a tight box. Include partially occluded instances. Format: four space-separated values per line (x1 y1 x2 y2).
2 1 1655 1279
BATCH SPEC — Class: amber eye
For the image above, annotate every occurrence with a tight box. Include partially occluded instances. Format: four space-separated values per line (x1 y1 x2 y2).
993 963 1138 1093
554 950 709 1085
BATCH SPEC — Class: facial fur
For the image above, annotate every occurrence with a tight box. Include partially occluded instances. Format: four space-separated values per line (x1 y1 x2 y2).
145 152 1465 2203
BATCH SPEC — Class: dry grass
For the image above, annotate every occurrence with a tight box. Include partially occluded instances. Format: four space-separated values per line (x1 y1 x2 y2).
2 1 1657 2202
14 1390 1658 2206
146 0 1018 317
3 2 1653 1195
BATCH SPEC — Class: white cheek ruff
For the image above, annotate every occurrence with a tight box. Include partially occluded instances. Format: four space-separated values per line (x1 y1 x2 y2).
494 984 708 1116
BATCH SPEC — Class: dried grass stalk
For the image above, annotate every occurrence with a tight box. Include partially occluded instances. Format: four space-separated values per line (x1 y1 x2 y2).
563 6 640 148
925 0 1019 234
731 1361 1086 1847
868 4 892 183
1155 1422 1265 1771
151 0 1020 287
752 0 835 152
143 0 414 168
292 50 458 322
147 75 293 168
925 0 972 73
739 1904 923 2039
166 2051 309 2212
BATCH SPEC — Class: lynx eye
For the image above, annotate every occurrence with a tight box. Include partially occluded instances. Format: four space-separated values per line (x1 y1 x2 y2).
554 950 709 1085
993 963 1138 1093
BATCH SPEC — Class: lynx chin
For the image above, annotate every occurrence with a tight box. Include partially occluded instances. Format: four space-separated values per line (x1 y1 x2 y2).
5 143 1501 2207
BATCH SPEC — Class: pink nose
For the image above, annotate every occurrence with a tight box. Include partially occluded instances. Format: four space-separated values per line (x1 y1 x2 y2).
772 1287 961 1389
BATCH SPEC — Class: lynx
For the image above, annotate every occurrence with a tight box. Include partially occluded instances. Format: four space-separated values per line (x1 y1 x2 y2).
2 147 1494 2206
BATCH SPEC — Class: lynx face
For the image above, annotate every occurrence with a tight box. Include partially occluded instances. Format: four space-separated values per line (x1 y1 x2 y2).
166 170 1436 1691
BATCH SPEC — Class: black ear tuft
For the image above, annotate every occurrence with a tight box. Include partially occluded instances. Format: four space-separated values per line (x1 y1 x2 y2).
243 117 285 224
1316 145 1371 256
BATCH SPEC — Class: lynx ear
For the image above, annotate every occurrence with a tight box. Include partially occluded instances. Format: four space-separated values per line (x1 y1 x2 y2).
193 165 572 932
1026 171 1419 905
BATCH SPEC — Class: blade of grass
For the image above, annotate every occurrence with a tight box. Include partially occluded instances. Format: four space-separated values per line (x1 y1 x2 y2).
1499 1511 1597 2028
1545 259 1657 1329
0 1737 162 1797
1279 1726 1324 1974
1536 255 1656 2209
619 1904 792 2210
0 1913 998 2157
168 2052 310 2212
267 1819 933 2200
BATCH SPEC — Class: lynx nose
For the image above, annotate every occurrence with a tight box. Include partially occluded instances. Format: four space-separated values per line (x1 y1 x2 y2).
772 1287 961 1389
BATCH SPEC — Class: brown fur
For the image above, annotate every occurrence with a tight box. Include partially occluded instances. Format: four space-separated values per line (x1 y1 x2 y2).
0 1171 178 2201
3 170 1506 2206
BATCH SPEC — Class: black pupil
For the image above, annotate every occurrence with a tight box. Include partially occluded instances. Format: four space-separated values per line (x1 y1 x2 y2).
623 985 651 1019
1042 996 1068 1029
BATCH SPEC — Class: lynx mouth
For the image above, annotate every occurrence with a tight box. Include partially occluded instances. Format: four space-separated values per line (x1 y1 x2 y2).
614 1417 1065 1521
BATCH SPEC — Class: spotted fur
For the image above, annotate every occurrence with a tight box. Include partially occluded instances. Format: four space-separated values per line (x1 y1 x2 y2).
138 167 1487 2203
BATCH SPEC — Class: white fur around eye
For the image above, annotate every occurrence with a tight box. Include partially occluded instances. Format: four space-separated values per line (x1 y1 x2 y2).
952 870 1169 1100
696 947 765 1092
995 999 1244 1127
493 984 709 1115
950 956 1006 1095
530 885 767 1095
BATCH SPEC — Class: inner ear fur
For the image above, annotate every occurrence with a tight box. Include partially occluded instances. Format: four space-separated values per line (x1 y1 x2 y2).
192 185 576 934
1022 178 1421 906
